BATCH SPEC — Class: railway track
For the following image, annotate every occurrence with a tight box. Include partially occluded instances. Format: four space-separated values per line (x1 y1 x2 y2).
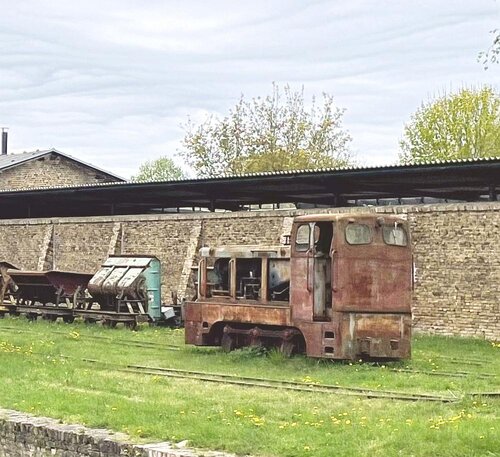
1 325 498 381
119 363 458 402
1 334 498 403
0 325 180 352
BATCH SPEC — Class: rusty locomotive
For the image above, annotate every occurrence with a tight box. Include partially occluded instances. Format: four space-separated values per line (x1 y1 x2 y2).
185 213 413 360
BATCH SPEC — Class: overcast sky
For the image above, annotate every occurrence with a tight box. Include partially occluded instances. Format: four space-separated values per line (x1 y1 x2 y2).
1 0 498 179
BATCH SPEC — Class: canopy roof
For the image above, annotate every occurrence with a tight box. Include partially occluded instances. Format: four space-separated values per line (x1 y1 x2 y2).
0 157 498 219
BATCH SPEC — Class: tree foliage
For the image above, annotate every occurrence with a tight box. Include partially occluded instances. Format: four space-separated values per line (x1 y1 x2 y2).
399 87 500 164
478 28 499 69
180 84 353 178
132 156 186 182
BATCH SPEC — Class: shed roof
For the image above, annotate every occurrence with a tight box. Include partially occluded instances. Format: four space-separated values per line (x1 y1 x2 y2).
0 156 498 219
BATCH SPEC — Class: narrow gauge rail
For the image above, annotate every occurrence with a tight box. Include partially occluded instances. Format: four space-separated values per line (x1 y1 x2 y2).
0 325 497 380
94 361 458 403
0 325 180 351
1 338 497 402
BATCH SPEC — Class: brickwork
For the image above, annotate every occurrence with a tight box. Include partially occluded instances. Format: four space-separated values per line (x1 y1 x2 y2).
122 220 199 300
409 209 500 339
0 224 48 270
0 153 117 190
0 408 236 457
53 223 115 273
0 202 498 339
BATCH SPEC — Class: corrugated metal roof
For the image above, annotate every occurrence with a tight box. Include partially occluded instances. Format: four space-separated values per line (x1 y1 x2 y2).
0 155 497 219
0 155 498 194
0 148 124 181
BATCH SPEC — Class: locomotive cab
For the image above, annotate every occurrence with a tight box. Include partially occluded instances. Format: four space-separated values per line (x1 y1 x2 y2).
290 214 412 359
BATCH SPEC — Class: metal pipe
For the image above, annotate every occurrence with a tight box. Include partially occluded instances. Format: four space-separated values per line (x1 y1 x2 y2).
1 128 8 155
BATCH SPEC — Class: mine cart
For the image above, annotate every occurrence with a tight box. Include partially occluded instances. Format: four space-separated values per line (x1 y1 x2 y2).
85 255 163 328
2 269 92 322
185 213 413 360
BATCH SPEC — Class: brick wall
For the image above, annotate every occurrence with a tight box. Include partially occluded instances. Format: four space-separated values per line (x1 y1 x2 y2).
0 153 117 190
0 202 498 340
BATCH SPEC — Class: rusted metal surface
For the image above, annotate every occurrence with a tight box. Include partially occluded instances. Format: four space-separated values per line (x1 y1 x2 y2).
7 270 92 305
88 256 151 299
0 255 169 327
87 255 161 323
186 213 413 360
0 263 19 314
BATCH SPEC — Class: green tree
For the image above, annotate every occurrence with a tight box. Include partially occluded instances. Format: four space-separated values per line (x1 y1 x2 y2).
478 28 499 69
399 87 500 164
180 84 353 178
132 156 186 182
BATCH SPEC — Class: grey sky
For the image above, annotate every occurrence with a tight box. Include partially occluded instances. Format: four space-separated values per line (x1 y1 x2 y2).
1 0 498 178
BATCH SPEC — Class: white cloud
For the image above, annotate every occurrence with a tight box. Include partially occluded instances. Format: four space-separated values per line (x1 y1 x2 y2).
0 0 498 178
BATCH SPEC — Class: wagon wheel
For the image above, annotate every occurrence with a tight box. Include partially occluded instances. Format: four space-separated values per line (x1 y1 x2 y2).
26 313 37 322
84 318 97 325
0 312 5 319
63 316 75 324
103 319 117 328
125 320 137 331
43 314 58 322
221 332 235 352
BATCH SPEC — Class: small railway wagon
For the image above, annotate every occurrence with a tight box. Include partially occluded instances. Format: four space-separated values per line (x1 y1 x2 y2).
185 213 413 360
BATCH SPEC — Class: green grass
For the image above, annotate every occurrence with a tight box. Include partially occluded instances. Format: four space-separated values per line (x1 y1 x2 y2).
0 317 498 457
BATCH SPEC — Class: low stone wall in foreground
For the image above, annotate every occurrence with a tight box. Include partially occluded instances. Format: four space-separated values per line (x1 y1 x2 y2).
0 409 235 457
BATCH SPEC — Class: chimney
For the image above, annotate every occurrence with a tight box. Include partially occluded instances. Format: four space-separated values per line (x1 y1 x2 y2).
1 128 7 155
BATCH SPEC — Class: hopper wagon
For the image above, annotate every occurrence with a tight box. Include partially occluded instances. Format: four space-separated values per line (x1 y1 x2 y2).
0 255 179 328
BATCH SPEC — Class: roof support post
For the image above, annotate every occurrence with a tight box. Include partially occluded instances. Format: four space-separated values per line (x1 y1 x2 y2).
489 185 497 201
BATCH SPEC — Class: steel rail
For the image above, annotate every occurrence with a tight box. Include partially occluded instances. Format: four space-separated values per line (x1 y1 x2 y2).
0 325 180 351
1 346 496 403
0 325 497 380
123 363 456 402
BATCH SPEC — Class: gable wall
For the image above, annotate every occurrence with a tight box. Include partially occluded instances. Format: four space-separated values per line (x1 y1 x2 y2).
0 154 117 190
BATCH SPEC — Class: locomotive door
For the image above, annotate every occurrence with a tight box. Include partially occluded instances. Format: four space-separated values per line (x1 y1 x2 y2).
312 222 333 321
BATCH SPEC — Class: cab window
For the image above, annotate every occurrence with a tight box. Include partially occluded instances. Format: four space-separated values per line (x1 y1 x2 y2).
295 224 310 251
382 225 408 246
345 223 372 245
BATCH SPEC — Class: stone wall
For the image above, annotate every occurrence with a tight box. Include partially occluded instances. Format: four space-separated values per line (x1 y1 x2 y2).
0 408 234 457
0 153 118 190
0 201 498 340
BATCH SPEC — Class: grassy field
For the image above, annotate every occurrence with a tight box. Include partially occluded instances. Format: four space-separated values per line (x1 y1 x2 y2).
0 317 498 457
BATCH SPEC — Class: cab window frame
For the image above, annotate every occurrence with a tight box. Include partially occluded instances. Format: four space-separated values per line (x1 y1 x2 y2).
382 225 408 247
345 223 373 245
295 223 311 252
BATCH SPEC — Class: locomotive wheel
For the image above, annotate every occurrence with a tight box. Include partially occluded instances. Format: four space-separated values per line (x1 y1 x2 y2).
221 333 235 352
280 335 305 357
26 313 37 322
84 318 97 325
280 340 296 357
63 316 75 324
